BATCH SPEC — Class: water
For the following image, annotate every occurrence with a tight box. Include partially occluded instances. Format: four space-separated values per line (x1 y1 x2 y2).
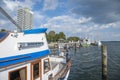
68 41 120 80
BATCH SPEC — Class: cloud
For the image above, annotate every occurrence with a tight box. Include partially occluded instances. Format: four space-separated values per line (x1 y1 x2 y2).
0 19 8 25
68 0 120 24
44 15 93 36
3 0 18 11
43 0 58 11
43 13 120 41
0 0 39 15
0 0 120 41
33 11 47 28
0 0 39 30
113 33 120 38
19 0 36 9
78 17 92 24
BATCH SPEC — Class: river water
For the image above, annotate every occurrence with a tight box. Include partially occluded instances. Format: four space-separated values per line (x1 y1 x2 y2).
68 41 120 80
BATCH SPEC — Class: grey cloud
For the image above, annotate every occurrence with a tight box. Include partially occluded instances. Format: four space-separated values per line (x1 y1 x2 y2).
69 0 120 24
0 0 5 6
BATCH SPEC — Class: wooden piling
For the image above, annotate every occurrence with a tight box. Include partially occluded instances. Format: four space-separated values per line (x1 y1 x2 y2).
101 45 107 80
66 44 69 51
75 43 76 52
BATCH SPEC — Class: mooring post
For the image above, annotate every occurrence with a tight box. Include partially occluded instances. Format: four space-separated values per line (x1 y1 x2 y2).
66 43 69 51
101 45 107 80
75 43 76 52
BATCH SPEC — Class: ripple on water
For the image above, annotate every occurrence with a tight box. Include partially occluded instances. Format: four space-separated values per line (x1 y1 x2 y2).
68 41 120 80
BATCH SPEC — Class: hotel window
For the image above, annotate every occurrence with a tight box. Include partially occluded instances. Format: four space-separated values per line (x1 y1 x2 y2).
44 58 50 73
9 67 27 80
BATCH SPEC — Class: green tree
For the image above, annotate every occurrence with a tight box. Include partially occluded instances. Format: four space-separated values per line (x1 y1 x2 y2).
55 33 60 41
67 36 80 41
46 31 79 43
46 33 50 42
0 29 6 32
49 31 55 37
48 31 56 42
58 32 66 40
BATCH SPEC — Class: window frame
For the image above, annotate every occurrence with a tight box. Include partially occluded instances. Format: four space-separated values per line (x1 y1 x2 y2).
31 60 41 80
43 58 51 74
8 66 27 80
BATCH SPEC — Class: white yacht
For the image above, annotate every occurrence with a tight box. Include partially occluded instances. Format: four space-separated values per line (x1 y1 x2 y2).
0 7 71 80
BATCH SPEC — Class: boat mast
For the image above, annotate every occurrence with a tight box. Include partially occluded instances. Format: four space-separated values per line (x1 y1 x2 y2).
0 6 22 31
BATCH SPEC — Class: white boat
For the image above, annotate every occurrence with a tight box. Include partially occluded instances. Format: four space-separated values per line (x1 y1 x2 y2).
80 38 91 47
0 7 71 80
97 40 102 46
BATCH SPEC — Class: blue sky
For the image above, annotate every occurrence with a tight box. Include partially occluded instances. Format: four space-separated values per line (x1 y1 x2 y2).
0 0 120 41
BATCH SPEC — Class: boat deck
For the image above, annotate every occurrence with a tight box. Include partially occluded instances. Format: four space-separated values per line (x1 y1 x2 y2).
49 58 71 80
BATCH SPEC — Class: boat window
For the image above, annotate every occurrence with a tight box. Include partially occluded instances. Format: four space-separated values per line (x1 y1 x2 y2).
9 67 27 80
18 42 44 50
44 58 50 73
33 63 39 79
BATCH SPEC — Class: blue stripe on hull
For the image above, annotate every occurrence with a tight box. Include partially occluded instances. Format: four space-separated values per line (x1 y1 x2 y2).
0 49 50 68
23 28 47 34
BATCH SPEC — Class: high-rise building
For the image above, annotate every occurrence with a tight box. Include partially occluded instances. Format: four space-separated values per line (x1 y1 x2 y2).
17 8 33 30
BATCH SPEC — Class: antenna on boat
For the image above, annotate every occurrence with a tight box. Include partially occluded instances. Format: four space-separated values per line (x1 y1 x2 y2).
0 6 22 31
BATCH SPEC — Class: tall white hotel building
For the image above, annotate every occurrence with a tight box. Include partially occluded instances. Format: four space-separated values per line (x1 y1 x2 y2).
17 8 33 30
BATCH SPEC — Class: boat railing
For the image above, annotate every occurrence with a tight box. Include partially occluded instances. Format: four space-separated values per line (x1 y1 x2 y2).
49 48 59 56
49 46 69 55
52 59 71 80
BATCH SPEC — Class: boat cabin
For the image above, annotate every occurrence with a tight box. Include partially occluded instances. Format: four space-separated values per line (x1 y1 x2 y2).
0 28 71 80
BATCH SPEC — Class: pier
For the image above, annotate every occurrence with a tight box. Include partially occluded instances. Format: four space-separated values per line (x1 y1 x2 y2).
49 43 108 80
48 42 80 48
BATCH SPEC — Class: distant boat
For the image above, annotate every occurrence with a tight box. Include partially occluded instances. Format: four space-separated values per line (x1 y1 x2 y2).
97 40 102 46
80 38 91 47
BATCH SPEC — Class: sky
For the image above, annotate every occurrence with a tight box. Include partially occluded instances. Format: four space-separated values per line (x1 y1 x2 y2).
0 0 120 41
